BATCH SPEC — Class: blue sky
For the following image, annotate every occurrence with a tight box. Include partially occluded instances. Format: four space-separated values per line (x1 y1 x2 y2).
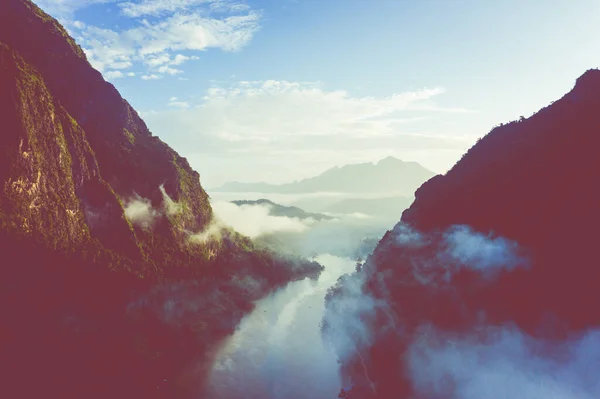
37 0 600 187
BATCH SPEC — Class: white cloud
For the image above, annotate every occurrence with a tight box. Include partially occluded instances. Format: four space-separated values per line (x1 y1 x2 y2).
168 96 190 108
211 200 309 238
407 325 600 399
119 0 213 18
146 80 472 144
72 20 86 29
159 184 182 215
118 1 251 18
145 53 171 67
123 196 160 229
189 81 450 140
142 74 161 80
104 70 124 79
169 101 191 108
35 0 116 18
157 65 182 75
50 0 261 76
110 61 134 70
439 225 530 276
172 54 199 65
143 80 477 185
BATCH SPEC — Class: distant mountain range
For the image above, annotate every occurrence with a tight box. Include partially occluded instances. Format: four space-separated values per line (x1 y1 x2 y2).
231 199 333 221
213 156 435 195
232 196 414 222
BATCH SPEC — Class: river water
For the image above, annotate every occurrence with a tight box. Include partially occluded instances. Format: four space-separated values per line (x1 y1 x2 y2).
203 254 356 399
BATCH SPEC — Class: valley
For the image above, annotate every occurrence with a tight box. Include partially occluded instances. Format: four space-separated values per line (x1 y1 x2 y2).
2 1 599 399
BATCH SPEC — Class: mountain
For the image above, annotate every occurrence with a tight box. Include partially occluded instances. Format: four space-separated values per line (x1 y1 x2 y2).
231 199 333 221
213 156 435 195
0 2 321 398
322 195 413 219
324 69 600 398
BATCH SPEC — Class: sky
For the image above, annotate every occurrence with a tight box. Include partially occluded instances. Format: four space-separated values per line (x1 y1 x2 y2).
36 0 600 187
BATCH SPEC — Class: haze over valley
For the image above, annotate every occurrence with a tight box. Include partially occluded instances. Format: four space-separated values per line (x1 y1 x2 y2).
2 1 600 399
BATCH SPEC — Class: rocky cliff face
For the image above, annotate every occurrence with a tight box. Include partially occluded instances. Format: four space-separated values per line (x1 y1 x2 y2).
0 2 321 398
1 0 213 264
0 42 142 258
325 69 600 398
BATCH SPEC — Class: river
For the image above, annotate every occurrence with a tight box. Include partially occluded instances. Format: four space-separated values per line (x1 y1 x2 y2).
203 254 356 399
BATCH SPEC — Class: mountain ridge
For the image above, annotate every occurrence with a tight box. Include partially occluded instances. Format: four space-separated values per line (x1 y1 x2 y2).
213 156 435 195
324 68 600 398
1 0 215 264
231 198 334 221
0 2 322 398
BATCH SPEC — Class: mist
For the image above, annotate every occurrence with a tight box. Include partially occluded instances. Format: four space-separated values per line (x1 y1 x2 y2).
211 200 312 238
123 195 160 229
323 222 536 397
159 184 182 216
210 199 392 260
386 223 531 285
439 225 530 276
407 324 600 399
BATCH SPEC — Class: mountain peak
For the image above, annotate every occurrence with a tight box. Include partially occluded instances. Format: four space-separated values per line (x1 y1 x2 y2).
1 3 324 398
572 68 600 97
214 158 435 195
377 156 403 166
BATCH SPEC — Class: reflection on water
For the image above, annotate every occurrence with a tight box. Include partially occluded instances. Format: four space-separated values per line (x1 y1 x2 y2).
203 254 356 399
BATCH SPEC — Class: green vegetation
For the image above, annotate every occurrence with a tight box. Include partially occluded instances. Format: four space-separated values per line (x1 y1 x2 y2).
0 4 325 398
124 128 136 145
23 0 86 59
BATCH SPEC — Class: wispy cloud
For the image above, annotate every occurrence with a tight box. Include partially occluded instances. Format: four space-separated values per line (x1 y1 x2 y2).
147 80 468 141
39 0 261 80
168 97 191 108
439 225 530 277
142 80 475 184
123 195 160 230
35 0 116 18
104 70 124 79
119 0 250 17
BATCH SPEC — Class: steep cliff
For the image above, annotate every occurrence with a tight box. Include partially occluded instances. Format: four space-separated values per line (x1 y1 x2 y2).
0 0 214 263
0 2 321 398
325 70 600 398
0 42 142 259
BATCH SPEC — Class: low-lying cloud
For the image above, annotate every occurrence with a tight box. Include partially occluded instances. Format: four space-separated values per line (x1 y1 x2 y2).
323 223 536 396
440 225 529 274
393 222 427 247
407 324 600 399
122 186 182 229
188 219 224 244
123 195 160 229
159 184 182 216
386 223 530 285
209 199 394 260
211 200 312 238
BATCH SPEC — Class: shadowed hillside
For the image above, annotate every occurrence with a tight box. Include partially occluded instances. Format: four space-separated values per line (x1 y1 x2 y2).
0 2 321 398
324 69 600 398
